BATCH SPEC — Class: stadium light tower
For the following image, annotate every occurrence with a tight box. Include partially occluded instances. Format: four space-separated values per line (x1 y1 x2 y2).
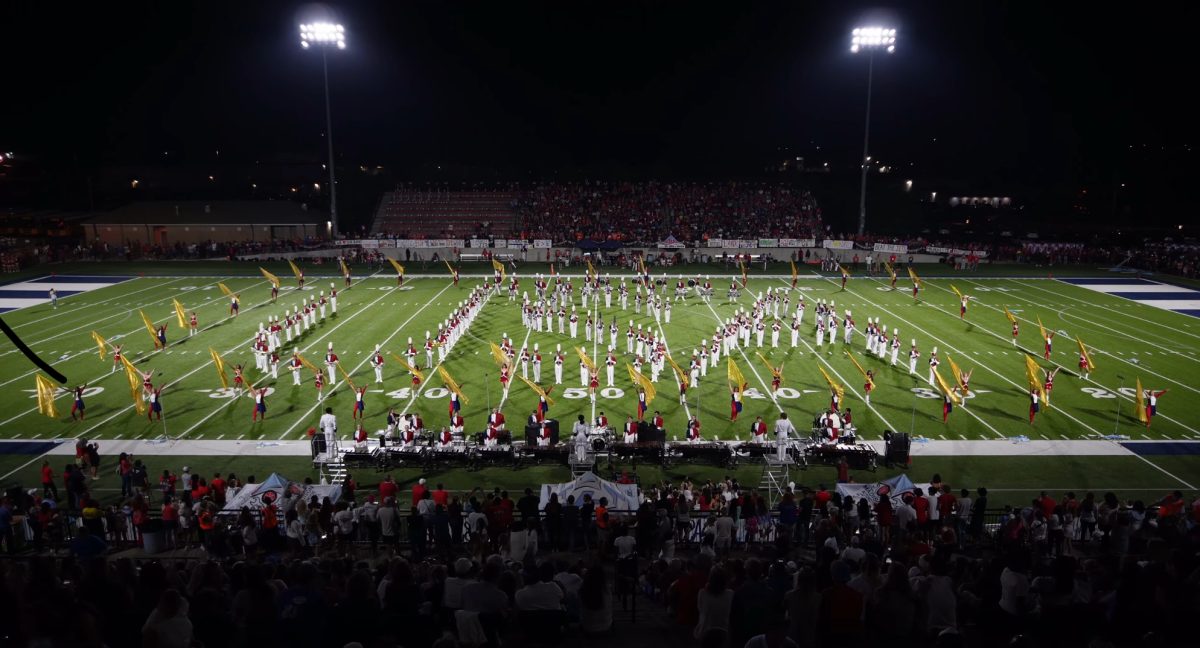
851 26 896 236
300 22 346 238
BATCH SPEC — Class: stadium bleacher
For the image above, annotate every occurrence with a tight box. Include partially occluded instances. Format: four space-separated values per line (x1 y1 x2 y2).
371 188 519 239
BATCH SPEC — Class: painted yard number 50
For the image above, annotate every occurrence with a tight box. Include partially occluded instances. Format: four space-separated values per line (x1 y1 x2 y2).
1081 387 1138 399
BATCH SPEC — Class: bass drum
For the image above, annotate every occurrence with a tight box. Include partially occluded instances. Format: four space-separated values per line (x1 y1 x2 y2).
592 438 607 451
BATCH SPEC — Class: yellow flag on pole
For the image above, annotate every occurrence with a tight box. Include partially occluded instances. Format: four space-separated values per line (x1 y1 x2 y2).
739 261 748 287
218 282 233 297
586 259 596 279
336 361 358 390
818 365 844 403
444 259 456 276
92 331 107 360
1136 377 1147 423
1037 316 1048 343
843 351 872 389
951 284 964 301
260 267 281 288
885 261 896 281
294 352 320 374
492 258 505 281
122 359 146 415
839 263 851 278
140 310 160 348
209 347 229 389
946 354 967 395
517 374 555 407
790 260 799 280
727 356 747 396
489 342 508 367
757 352 785 383
1004 307 1017 325
389 354 425 383
1076 337 1096 372
438 366 470 405
577 347 597 374
934 369 961 405
1025 354 1045 404
907 266 922 288
172 298 188 330
388 258 406 276
288 259 303 279
627 363 656 405
339 258 350 278
35 374 58 418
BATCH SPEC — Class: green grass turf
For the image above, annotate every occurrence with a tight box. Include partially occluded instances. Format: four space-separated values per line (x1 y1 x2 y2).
2 262 1199 499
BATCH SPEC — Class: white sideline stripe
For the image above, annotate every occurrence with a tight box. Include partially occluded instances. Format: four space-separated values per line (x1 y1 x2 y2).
277 280 454 440
868 278 1196 489
8 437 1193 458
3 277 184 337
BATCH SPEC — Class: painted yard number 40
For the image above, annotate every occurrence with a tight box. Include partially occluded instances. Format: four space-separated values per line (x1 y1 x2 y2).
385 386 810 400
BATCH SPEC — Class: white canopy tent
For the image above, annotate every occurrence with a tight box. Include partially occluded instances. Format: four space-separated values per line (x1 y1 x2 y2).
538 472 640 511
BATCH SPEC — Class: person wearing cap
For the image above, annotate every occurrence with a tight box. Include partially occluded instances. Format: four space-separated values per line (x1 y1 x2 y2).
411 478 428 506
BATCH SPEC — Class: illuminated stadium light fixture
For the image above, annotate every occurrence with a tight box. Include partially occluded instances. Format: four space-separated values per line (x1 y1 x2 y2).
850 25 897 235
850 26 897 53
299 21 346 237
300 22 346 50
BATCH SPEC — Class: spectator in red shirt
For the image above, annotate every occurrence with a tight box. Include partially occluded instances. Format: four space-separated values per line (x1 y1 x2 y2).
937 486 957 521
41 461 58 500
210 473 227 506
379 474 399 501
914 490 929 526
412 478 428 505
814 484 833 513
432 483 449 507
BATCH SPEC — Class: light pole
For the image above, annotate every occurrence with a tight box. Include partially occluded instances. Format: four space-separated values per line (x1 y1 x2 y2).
300 22 346 238
851 26 896 236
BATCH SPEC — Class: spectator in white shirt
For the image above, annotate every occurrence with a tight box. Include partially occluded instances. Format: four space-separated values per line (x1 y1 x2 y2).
614 528 637 558
443 558 474 610
515 562 565 611
508 519 538 561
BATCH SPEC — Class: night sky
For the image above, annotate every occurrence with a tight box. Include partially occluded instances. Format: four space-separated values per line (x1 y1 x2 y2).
2 1 1196 228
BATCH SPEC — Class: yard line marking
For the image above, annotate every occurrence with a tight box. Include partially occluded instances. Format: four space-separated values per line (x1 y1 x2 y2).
0 277 241 388
237 434 245 440
923 280 1200 436
216 434 225 440
277 280 455 440
165 274 392 441
3 276 186 337
0 281 284 427
1016 279 1200 344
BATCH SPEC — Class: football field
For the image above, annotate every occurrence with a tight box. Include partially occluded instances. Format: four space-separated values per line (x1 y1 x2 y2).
2 262 1198 504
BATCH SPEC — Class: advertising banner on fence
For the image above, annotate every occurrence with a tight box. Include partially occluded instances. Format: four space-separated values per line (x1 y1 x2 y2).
707 239 724 248
872 243 908 254
927 246 989 258
507 239 527 248
822 239 855 250
533 239 552 248
469 238 490 249
658 235 686 249
758 238 779 247
778 238 817 248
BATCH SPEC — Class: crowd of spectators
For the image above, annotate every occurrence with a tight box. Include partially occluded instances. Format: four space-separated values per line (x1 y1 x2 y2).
512 181 822 244
3 454 1199 647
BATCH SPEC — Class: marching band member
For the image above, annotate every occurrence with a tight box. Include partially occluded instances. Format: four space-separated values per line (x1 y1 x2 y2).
232 364 245 395
605 348 617 387
484 423 499 448
325 343 338 385
730 385 743 421
318 291 327 319
450 411 465 435
589 371 599 403
909 340 920 375
519 345 530 379
371 345 385 383
1043 367 1059 406
595 411 609 429
863 370 874 404
1029 387 1040 425
623 416 638 443
1078 349 1091 380
439 426 454 448
959 294 971 319
830 386 841 412
635 386 649 420
229 293 240 317
111 343 124 374
775 411 796 461
499 364 511 401
70 383 88 421
424 332 435 369
532 344 543 383
289 352 304 385
147 385 164 421
384 408 399 444
330 282 339 313
251 386 268 422
189 311 198 337
1012 319 1020 346
1044 329 1056 360
269 350 280 380
314 371 325 402
652 410 665 432
891 329 901 366
942 391 953 424
751 416 768 443
352 385 367 420
489 408 506 431
573 415 590 461
538 391 551 422
927 347 940 387
686 414 702 442
1145 388 1168 428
